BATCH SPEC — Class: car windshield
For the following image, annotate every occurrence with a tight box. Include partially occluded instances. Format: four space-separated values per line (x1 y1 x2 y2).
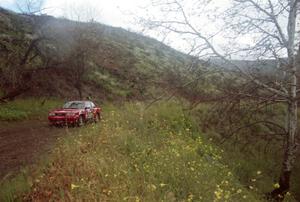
63 102 85 109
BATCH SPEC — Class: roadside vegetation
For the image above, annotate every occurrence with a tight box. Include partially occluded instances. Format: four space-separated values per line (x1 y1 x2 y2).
0 100 298 201
0 98 61 121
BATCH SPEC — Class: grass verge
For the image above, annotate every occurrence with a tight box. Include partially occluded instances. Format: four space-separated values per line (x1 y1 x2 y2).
0 98 62 121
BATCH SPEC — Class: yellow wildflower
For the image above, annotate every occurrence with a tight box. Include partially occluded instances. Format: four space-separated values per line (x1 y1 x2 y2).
214 190 222 199
148 184 157 191
160 183 167 187
273 183 280 189
71 184 80 190
187 193 194 201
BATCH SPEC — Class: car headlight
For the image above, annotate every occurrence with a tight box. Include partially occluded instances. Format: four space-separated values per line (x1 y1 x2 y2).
49 112 55 116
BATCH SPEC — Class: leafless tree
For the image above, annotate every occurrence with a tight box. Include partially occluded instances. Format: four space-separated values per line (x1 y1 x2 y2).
62 21 100 99
140 0 300 200
52 3 102 99
0 1 57 102
15 0 45 14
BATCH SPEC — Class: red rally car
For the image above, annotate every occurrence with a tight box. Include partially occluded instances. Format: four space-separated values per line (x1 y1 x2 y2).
48 101 101 127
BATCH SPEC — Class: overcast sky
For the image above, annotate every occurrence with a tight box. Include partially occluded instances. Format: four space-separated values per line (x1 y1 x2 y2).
0 0 256 53
1 0 297 59
0 0 148 27
0 0 193 52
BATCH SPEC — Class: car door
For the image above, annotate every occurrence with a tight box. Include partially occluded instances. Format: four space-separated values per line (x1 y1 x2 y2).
85 102 93 120
90 102 96 115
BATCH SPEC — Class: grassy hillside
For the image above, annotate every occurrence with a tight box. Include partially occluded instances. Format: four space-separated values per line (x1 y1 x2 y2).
0 7 195 101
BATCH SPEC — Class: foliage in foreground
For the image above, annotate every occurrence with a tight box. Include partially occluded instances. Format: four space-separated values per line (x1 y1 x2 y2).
190 103 299 200
1 101 263 201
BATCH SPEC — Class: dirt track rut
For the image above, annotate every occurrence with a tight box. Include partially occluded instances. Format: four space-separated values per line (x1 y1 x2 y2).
0 120 65 178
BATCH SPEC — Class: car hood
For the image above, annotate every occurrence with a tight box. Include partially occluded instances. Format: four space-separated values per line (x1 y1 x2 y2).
50 108 83 113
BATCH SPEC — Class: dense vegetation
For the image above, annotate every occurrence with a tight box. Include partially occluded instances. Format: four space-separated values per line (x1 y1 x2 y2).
0 101 272 201
0 99 299 201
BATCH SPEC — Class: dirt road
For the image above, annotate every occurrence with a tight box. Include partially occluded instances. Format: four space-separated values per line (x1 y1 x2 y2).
0 120 66 178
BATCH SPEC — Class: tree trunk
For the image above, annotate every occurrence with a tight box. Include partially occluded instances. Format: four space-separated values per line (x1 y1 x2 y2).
269 1 300 200
75 86 82 100
74 81 82 99
270 28 299 202
0 86 30 102
76 85 82 100
78 88 82 100
270 100 298 201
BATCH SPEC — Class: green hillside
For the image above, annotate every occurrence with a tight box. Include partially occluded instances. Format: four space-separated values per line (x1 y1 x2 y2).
0 7 194 101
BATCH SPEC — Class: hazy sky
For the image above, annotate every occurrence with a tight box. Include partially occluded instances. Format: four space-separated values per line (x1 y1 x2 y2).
0 0 268 57
0 0 147 27
0 0 205 52
1 0 297 59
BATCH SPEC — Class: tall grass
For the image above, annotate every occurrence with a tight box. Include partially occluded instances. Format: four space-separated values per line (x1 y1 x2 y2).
0 101 264 201
1 100 298 201
0 171 31 202
0 98 62 121
189 103 298 201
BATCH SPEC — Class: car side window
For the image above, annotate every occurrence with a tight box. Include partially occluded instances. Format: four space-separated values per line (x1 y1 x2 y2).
90 102 95 108
85 102 92 109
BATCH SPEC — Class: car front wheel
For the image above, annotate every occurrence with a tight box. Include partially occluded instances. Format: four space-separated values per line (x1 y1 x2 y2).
94 113 100 123
77 116 84 127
